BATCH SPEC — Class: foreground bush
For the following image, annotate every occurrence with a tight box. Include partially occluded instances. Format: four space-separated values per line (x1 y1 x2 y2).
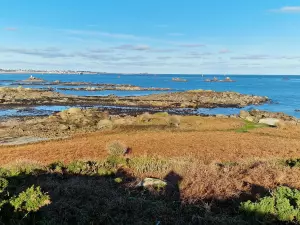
10 186 50 212
240 186 300 223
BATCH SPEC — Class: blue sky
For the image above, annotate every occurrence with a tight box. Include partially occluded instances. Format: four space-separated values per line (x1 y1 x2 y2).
1 0 300 74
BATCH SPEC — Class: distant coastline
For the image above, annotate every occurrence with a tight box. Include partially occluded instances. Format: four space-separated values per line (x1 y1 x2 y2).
0 69 299 76
0 69 149 75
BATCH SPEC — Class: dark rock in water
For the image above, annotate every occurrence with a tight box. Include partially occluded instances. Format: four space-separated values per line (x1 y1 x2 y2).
204 76 236 82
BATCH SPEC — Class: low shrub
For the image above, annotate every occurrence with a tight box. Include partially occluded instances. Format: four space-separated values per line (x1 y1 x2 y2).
106 141 127 156
106 155 127 167
5 160 44 176
240 186 300 223
10 186 50 212
97 167 114 176
129 157 171 175
48 161 65 173
66 161 98 175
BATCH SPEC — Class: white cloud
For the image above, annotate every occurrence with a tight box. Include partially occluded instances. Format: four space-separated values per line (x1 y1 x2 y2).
113 44 150 51
177 43 206 48
63 29 140 40
271 6 300 13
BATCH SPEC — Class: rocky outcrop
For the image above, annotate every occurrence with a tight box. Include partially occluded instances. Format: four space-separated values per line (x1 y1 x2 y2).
1 88 269 109
4 108 113 139
57 86 171 91
239 109 298 126
205 77 236 82
0 87 64 104
22 75 45 82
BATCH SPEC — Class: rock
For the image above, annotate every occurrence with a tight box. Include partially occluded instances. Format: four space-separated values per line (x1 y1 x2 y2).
245 116 255 122
239 110 250 119
216 114 228 118
97 119 113 130
59 124 69 130
250 110 296 122
259 118 281 127
137 178 167 189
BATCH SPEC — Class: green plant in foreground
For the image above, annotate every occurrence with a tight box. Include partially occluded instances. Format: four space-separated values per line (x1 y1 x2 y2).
48 161 65 173
240 186 300 223
10 186 50 212
114 177 123 183
0 178 8 193
67 161 98 174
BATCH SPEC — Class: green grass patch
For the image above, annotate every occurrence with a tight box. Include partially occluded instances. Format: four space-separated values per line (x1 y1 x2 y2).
235 120 268 133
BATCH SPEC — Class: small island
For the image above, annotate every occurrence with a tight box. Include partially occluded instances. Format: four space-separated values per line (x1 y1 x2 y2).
205 76 235 82
172 77 188 82
21 75 46 82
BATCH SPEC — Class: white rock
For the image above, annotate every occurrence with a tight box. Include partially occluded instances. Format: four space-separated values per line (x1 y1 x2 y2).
137 178 167 189
259 118 280 127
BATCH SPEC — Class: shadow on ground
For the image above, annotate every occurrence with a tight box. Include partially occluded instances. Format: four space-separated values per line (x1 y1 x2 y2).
0 166 289 225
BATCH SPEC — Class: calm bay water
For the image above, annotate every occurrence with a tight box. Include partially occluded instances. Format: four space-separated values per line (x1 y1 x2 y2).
1 73 300 118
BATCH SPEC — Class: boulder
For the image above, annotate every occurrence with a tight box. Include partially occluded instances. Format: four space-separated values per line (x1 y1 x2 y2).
137 178 167 189
59 124 69 131
250 110 296 122
216 114 228 118
239 110 250 119
259 118 281 127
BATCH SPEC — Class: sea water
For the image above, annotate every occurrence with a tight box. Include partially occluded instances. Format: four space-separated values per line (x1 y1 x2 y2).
0 73 299 118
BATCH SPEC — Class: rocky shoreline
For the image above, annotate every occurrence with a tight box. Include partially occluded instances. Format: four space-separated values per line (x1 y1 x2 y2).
56 86 171 91
0 87 269 109
10 80 171 91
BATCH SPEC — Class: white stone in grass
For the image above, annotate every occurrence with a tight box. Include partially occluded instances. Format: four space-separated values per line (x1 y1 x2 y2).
259 118 280 127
